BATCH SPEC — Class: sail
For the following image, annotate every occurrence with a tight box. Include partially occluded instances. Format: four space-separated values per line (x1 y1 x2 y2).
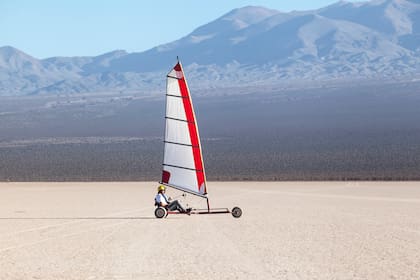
161 61 207 196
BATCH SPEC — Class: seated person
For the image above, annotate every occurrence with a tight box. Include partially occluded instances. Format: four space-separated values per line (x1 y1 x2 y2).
155 185 191 214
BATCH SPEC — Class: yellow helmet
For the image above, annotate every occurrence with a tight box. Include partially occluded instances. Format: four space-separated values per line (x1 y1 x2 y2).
157 185 166 192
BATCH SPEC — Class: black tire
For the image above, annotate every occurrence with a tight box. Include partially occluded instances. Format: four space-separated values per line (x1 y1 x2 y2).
231 207 242 218
155 207 167 219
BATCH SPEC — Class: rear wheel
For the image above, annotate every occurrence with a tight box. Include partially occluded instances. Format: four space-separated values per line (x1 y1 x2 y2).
155 207 167 219
231 207 242 218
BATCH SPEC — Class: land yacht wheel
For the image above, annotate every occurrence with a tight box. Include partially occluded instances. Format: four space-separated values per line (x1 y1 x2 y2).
155 207 167 219
231 207 242 218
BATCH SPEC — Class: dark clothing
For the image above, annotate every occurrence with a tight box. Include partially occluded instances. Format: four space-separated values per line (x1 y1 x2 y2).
167 200 186 212
155 192 187 213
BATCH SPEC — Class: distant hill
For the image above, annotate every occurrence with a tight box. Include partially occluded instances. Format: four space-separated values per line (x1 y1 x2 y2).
1 0 420 96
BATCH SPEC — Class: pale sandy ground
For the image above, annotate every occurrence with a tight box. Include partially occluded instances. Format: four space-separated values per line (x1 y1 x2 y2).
1 182 420 280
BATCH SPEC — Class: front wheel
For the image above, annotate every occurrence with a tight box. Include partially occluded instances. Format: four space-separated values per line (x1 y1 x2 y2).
231 207 242 218
155 207 167 218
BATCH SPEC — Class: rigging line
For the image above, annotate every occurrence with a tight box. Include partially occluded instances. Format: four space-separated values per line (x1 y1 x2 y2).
162 163 203 172
164 141 199 148
165 116 194 124
169 193 187 201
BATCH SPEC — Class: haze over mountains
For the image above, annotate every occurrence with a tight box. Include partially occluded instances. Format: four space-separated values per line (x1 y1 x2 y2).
1 0 420 96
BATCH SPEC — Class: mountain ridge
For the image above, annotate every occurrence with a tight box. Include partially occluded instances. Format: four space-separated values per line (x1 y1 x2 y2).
1 0 419 96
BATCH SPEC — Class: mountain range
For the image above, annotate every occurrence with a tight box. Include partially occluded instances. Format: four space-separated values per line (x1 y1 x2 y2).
1 0 419 96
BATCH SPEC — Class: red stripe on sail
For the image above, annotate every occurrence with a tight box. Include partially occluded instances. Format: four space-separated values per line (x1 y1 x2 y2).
175 63 205 193
161 170 170 184
174 63 182 72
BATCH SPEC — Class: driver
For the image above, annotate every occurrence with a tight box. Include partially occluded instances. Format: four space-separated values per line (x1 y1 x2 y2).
155 185 191 214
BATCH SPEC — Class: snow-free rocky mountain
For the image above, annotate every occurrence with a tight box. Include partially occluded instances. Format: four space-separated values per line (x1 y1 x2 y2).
1 0 419 96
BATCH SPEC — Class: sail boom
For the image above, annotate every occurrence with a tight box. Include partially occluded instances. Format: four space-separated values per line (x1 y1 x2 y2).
159 182 208 198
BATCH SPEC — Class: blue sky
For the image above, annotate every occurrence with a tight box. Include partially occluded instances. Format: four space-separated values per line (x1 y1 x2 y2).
1 0 361 58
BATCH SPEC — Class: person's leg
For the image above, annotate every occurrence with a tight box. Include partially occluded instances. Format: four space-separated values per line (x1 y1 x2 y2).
167 200 186 212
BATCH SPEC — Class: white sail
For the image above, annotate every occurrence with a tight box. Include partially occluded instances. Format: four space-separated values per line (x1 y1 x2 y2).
161 61 207 196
